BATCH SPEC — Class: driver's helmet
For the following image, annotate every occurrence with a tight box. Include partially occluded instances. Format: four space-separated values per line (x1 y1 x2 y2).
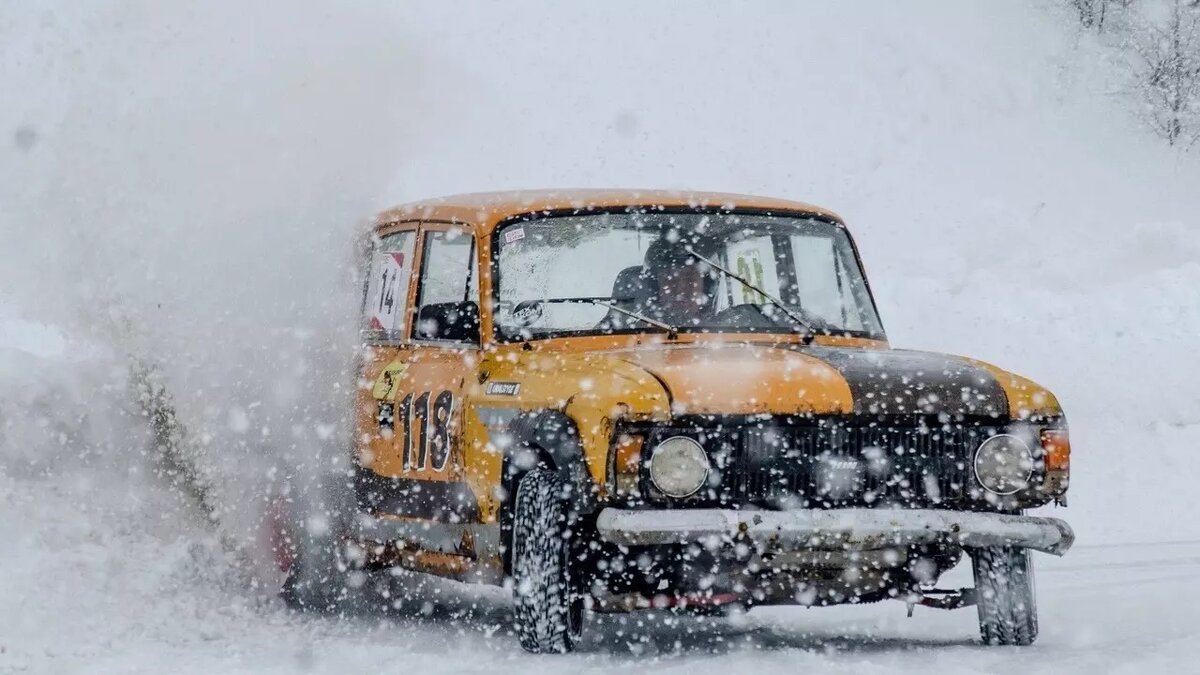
641 237 719 314
642 237 695 272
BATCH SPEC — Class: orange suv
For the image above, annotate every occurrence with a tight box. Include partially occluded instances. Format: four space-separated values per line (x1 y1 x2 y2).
274 190 1073 653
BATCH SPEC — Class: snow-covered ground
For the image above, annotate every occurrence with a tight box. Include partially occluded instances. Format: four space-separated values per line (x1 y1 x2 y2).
4 415 1199 674
3 1 1200 673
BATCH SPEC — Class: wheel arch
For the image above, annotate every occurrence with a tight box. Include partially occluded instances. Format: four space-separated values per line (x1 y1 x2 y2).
498 409 597 575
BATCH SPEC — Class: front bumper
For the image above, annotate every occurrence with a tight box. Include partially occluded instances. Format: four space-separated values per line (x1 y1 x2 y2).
596 507 1075 556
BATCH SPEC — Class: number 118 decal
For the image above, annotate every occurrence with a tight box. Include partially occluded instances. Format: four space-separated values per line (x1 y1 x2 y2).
397 390 455 472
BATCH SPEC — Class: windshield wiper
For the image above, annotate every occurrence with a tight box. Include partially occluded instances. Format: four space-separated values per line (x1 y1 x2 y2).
684 247 817 343
512 297 679 339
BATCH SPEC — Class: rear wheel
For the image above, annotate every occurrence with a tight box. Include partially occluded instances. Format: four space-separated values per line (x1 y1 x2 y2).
277 477 363 613
511 469 583 654
971 546 1038 646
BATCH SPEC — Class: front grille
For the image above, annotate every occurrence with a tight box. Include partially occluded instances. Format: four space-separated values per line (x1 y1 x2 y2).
702 420 1002 509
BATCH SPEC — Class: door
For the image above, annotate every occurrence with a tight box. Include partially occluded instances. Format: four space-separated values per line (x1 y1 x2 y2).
358 222 481 561
357 225 418 482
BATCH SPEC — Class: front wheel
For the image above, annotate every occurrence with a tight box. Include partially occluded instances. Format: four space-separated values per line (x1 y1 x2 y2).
511 469 583 654
971 546 1038 646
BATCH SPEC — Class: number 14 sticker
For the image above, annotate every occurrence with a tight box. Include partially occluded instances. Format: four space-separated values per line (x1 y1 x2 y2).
368 252 407 331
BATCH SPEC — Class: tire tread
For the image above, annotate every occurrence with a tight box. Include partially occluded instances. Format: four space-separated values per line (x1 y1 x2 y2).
972 546 1038 646
512 469 579 654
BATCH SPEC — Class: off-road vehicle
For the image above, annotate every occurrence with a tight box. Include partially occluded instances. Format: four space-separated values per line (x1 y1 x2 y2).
274 189 1073 653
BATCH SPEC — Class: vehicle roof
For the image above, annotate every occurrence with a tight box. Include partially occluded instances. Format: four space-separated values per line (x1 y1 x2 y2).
374 189 844 234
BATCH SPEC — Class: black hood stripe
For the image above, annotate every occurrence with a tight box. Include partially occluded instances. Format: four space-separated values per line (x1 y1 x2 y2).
798 346 1009 418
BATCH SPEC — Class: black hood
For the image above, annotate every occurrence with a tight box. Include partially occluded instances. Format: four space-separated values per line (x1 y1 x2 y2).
797 346 1009 418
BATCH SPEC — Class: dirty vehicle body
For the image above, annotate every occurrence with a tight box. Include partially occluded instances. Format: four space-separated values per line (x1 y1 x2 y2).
279 190 1073 653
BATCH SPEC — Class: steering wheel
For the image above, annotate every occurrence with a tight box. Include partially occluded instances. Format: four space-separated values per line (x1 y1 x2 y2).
713 303 826 332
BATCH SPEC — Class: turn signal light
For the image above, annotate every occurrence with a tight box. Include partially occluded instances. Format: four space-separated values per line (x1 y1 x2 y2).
612 434 646 496
1040 429 1070 471
614 434 645 474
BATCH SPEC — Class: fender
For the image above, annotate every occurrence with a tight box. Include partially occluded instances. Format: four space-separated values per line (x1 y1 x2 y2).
506 409 598 514
497 409 598 576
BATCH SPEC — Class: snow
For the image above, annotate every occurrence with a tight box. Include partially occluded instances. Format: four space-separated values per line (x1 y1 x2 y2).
4 453 1199 673
3 1 1200 672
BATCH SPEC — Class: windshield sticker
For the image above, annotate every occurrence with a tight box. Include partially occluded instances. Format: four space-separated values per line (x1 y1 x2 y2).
513 302 543 326
485 381 521 396
503 227 526 244
734 249 767 304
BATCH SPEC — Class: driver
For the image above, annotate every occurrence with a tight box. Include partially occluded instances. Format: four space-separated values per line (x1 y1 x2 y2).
642 238 715 326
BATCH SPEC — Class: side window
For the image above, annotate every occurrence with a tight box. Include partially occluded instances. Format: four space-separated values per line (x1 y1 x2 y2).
363 230 417 339
789 234 864 331
415 227 479 343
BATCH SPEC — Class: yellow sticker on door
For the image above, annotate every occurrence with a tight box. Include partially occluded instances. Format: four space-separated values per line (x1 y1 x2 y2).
372 361 409 400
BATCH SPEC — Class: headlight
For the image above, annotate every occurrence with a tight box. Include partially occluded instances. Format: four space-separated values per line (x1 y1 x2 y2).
649 436 710 498
973 434 1034 495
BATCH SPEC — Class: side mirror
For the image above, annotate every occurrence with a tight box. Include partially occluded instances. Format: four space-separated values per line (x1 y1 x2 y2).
416 301 480 343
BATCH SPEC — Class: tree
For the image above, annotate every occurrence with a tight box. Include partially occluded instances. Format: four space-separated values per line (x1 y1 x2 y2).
1070 0 1133 32
1130 0 1200 145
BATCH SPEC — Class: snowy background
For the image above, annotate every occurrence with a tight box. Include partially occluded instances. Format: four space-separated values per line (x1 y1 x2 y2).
2 1 1199 672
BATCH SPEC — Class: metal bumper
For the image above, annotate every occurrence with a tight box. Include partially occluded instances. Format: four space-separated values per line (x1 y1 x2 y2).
595 507 1075 556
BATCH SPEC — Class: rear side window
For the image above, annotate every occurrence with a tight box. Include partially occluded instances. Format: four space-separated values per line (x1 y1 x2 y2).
363 230 416 339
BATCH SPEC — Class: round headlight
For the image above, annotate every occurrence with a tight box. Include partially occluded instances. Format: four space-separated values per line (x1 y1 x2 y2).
973 434 1034 495
649 436 710 498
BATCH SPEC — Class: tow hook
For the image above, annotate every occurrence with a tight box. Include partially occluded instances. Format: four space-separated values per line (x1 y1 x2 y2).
905 588 978 616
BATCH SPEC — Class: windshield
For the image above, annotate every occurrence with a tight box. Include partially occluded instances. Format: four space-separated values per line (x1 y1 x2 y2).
494 211 884 341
